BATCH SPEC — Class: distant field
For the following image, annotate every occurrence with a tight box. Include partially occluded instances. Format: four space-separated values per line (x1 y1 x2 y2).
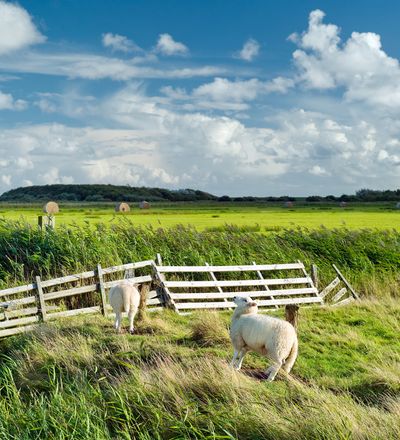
0 202 399 230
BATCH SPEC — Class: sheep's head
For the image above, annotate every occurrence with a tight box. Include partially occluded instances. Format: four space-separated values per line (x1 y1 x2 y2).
233 296 258 314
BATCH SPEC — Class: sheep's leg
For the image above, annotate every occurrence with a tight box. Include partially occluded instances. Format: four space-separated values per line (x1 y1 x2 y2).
264 364 281 381
235 348 248 370
264 354 282 382
230 349 240 368
114 312 122 333
128 309 136 335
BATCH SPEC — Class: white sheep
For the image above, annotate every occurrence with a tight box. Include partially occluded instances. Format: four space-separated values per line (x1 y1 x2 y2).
109 281 141 334
230 296 298 381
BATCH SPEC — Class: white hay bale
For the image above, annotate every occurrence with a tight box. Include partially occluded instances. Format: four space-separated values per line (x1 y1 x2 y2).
43 201 59 215
115 202 130 213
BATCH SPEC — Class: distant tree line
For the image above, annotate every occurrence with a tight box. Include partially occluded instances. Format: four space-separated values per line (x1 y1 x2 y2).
0 184 217 202
217 195 296 202
305 189 400 203
1 185 399 203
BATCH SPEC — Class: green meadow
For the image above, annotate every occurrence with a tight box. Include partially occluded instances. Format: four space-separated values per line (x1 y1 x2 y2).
0 300 399 439
0 201 399 230
0 206 399 439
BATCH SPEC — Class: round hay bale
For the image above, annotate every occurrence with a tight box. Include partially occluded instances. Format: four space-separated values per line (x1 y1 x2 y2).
139 200 150 209
43 201 59 215
115 202 130 213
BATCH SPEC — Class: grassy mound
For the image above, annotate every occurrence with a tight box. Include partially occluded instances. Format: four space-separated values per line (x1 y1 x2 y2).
0 300 399 439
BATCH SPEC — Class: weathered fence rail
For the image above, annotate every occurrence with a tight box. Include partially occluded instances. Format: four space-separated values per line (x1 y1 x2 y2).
0 258 358 338
0 259 159 338
153 261 322 312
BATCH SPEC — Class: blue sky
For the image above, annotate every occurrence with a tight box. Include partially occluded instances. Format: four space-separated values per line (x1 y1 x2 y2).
0 0 399 196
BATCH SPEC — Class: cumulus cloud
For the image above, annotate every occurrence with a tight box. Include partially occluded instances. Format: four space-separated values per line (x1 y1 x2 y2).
0 0 45 55
161 76 294 111
2 84 399 196
155 33 189 56
102 32 142 52
0 91 27 110
193 78 261 102
235 38 260 61
290 9 400 108
1 7 400 196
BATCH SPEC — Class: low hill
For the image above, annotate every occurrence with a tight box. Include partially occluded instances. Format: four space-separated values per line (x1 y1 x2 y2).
0 184 217 203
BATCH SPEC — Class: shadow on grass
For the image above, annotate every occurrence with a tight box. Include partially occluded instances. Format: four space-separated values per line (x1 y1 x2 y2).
347 380 399 408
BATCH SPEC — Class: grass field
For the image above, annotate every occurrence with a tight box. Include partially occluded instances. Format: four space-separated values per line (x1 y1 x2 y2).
0 300 399 439
0 201 399 230
0 206 399 439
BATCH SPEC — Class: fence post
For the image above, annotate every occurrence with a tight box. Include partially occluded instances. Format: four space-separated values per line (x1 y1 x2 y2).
96 264 107 316
138 283 150 321
153 259 178 312
285 305 299 331
35 275 47 322
311 264 319 290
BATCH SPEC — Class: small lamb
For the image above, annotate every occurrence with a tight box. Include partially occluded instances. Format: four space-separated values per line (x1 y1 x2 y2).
230 296 298 381
109 281 141 334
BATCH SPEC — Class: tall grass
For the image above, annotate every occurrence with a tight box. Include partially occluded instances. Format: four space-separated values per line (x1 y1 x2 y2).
1 219 399 296
0 300 399 439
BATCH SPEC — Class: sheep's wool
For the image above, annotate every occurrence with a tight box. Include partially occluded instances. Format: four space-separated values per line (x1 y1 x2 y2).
109 282 141 334
230 297 298 381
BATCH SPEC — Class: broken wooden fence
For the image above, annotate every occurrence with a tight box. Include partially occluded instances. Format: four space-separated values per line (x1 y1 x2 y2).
153 261 323 313
318 264 359 306
0 258 358 338
0 260 160 338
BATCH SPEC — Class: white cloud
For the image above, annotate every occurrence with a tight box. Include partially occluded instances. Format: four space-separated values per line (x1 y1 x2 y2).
0 0 45 55
102 33 142 52
0 91 27 110
1 175 11 186
235 38 260 61
290 9 400 108
193 78 261 102
0 111 398 196
309 165 329 176
161 76 294 111
0 52 221 80
155 33 189 56
0 74 20 82
2 84 399 196
264 76 295 93
1 8 400 196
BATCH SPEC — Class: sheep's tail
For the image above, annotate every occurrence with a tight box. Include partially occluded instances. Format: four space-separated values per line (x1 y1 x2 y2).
123 288 131 313
283 336 298 374
124 293 131 313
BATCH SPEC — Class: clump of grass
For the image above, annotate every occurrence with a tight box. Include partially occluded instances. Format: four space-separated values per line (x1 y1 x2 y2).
190 311 230 347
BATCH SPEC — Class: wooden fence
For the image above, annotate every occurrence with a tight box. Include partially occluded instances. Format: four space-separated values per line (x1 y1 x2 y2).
153 260 322 312
0 258 357 338
0 260 159 338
